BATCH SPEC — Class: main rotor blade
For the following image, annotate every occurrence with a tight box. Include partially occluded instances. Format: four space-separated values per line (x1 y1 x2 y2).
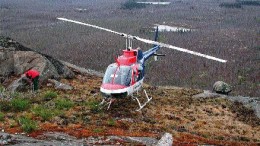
134 37 227 63
57 17 127 37
57 17 227 63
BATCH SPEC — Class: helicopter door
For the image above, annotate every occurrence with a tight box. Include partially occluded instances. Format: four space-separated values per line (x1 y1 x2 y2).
131 66 139 85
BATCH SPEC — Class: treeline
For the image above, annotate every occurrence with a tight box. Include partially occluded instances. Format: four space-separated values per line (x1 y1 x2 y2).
121 0 146 10
219 0 260 8
238 0 260 6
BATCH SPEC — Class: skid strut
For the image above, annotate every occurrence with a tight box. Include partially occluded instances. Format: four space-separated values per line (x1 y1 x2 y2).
99 97 115 110
132 89 152 111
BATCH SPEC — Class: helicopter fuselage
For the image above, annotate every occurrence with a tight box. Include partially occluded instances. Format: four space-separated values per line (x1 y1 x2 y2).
100 46 159 98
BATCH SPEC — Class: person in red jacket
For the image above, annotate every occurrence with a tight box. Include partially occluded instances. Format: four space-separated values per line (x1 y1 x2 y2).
22 69 40 91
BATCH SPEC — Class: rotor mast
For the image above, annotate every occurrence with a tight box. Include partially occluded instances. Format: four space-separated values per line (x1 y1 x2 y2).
126 35 133 50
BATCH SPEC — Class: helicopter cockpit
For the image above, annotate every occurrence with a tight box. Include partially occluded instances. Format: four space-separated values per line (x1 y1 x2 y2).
102 63 132 87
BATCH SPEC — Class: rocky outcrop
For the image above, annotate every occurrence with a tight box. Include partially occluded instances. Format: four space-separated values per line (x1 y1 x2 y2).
193 90 260 119
0 36 75 91
156 133 173 146
0 132 169 145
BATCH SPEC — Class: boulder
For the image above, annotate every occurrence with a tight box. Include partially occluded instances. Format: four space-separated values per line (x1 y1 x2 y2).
213 81 232 95
0 47 15 76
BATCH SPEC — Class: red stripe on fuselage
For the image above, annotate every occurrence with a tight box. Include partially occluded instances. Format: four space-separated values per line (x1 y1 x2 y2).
101 83 127 90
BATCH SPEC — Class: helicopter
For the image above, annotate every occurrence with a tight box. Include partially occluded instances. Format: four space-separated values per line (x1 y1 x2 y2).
57 17 227 111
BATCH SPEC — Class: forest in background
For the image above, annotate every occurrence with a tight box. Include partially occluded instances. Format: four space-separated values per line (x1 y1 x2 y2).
1 0 259 96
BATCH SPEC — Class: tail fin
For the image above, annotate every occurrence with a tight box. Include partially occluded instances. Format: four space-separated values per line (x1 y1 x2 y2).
154 26 159 44
154 26 159 61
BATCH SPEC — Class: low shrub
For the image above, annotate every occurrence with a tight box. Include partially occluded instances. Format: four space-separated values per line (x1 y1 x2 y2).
87 101 102 113
93 128 103 133
10 98 30 112
10 92 21 98
219 2 242 8
0 85 4 93
0 112 4 121
32 105 53 121
43 91 58 101
18 117 37 133
0 100 12 111
107 118 116 127
237 0 260 6
55 98 74 110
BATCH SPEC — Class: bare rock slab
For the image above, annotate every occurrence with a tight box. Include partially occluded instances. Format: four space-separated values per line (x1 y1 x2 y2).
156 133 173 146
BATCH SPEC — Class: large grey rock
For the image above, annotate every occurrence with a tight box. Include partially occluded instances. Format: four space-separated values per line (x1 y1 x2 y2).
213 81 232 95
0 47 15 76
13 51 59 81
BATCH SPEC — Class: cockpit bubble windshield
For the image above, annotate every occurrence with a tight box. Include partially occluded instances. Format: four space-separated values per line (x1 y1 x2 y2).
103 63 132 86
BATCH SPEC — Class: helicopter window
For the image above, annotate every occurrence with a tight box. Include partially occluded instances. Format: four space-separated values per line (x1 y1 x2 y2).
103 64 117 84
103 64 132 86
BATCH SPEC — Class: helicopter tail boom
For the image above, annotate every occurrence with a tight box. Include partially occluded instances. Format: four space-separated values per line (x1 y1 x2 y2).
143 45 161 61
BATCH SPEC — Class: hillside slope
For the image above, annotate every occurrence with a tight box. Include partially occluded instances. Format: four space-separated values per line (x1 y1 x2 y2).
0 72 259 145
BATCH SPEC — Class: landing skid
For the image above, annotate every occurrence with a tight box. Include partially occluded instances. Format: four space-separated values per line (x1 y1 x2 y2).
99 97 115 110
132 88 152 111
100 89 152 111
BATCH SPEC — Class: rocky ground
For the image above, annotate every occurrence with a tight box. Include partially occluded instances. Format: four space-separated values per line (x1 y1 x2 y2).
0 72 259 145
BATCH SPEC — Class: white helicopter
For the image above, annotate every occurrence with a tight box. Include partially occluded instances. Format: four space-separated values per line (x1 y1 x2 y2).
57 18 227 111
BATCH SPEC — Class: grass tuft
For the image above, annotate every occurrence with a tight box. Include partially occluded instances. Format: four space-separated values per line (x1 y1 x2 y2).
43 91 58 101
107 118 116 127
10 98 30 112
0 100 12 112
32 105 53 121
55 98 74 110
87 101 102 113
93 128 103 133
0 112 4 121
18 116 37 133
